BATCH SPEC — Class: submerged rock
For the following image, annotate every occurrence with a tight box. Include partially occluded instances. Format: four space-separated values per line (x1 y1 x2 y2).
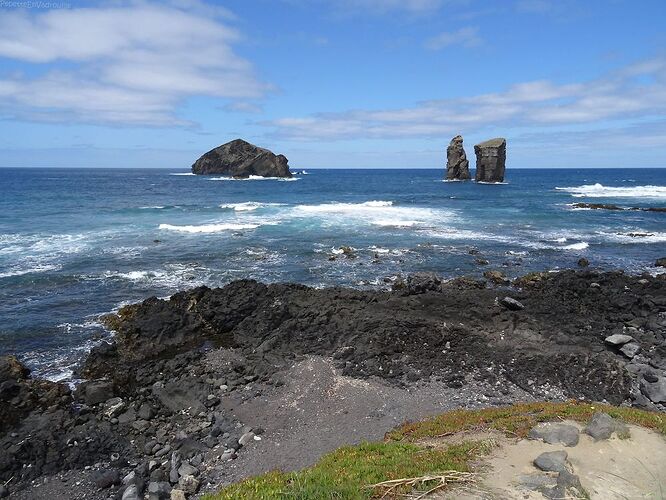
191 139 292 178
445 135 471 180
474 138 506 183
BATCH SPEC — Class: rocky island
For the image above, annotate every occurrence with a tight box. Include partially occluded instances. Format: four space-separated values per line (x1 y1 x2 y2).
475 137 507 183
191 139 292 178
445 135 471 180
1 269 665 499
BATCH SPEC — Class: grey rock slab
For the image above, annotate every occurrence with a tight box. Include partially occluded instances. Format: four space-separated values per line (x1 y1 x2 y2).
528 422 580 447
640 376 666 403
148 481 171 500
533 450 568 473
620 342 641 358
178 474 200 494
584 412 629 440
500 297 525 311
238 431 255 447
604 334 634 346
122 485 140 500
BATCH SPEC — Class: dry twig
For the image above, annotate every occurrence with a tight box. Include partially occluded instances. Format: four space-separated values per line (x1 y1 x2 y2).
367 471 476 499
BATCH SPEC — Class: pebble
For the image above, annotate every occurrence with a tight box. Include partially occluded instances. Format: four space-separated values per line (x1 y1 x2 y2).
178 474 200 494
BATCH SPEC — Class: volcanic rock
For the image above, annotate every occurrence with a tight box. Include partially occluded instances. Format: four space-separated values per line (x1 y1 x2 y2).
0 355 30 381
474 138 506 183
584 412 629 440
191 139 291 178
533 450 568 473
445 135 471 180
528 423 579 447
656 257 666 268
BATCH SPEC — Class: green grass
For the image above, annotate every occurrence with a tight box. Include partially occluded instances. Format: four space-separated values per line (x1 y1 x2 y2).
387 401 666 442
206 401 666 499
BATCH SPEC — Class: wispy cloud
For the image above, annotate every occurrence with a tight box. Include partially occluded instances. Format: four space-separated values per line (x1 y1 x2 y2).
264 57 666 141
424 26 482 50
0 1 268 126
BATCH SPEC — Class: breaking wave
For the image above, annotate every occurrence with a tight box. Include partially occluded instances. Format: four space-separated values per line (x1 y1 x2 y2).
158 223 261 233
556 183 666 199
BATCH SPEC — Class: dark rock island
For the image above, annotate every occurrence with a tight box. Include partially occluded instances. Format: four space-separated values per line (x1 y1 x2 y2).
191 139 292 178
475 137 506 183
445 135 471 180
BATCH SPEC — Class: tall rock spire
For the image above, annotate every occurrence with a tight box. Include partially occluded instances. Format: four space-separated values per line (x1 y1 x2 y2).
445 135 471 180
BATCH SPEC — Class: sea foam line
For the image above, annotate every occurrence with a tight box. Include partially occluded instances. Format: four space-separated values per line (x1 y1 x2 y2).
556 183 666 199
158 223 261 233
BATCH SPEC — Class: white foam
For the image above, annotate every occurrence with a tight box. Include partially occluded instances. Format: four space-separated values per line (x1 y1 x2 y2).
219 202 284 212
292 200 442 228
159 223 260 233
139 206 166 209
597 231 666 244
208 175 299 182
0 263 61 278
562 242 589 250
477 181 509 185
170 172 195 176
556 183 666 199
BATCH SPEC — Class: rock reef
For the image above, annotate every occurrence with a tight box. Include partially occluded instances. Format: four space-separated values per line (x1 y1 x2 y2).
474 137 506 183
445 135 471 180
1 270 665 498
191 139 292 178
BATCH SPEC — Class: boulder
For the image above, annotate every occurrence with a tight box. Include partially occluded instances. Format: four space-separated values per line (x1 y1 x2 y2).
604 334 634 346
78 380 114 405
474 138 506 183
528 422 579 447
533 450 568 473
191 139 292 178
92 469 121 489
0 355 30 382
445 135 471 180
577 257 589 267
405 273 442 294
640 376 666 403
584 412 629 440
656 257 666 268
484 270 509 285
500 297 525 311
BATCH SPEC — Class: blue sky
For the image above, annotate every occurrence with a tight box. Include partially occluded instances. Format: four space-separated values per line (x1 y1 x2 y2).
1 0 665 169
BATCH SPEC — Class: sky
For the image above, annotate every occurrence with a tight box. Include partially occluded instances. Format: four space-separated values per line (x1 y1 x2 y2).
1 0 665 169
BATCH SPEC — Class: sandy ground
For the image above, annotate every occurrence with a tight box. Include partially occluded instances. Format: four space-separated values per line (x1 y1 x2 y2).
439 421 666 499
200 355 534 493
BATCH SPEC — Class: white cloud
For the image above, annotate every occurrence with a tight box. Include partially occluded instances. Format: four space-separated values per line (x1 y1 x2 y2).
424 26 482 50
0 2 268 125
264 57 666 141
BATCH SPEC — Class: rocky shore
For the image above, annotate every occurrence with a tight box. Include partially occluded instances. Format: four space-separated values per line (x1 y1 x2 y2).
1 269 665 499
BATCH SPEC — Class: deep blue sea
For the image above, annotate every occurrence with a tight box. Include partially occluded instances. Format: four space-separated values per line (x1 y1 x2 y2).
1 167 665 380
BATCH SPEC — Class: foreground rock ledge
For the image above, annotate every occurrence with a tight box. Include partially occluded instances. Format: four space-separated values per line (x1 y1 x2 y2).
191 138 292 178
1 270 665 498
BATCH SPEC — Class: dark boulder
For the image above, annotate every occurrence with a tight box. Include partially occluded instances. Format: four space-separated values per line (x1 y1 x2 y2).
191 139 291 178
656 257 666 268
445 135 470 180
0 355 30 382
474 138 506 183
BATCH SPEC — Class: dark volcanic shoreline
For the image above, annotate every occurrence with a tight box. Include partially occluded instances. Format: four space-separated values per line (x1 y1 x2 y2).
1 269 665 499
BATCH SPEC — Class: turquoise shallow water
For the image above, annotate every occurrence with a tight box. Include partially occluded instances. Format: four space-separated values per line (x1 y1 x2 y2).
1 167 665 380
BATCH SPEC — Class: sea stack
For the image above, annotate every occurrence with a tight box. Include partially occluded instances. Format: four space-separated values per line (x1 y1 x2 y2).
474 138 506 183
445 135 471 180
191 139 292 178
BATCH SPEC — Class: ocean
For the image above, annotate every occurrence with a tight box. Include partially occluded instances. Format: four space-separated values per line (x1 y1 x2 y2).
1 167 665 381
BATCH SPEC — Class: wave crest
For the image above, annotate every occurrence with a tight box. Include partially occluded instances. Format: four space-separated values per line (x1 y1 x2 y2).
556 183 666 199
